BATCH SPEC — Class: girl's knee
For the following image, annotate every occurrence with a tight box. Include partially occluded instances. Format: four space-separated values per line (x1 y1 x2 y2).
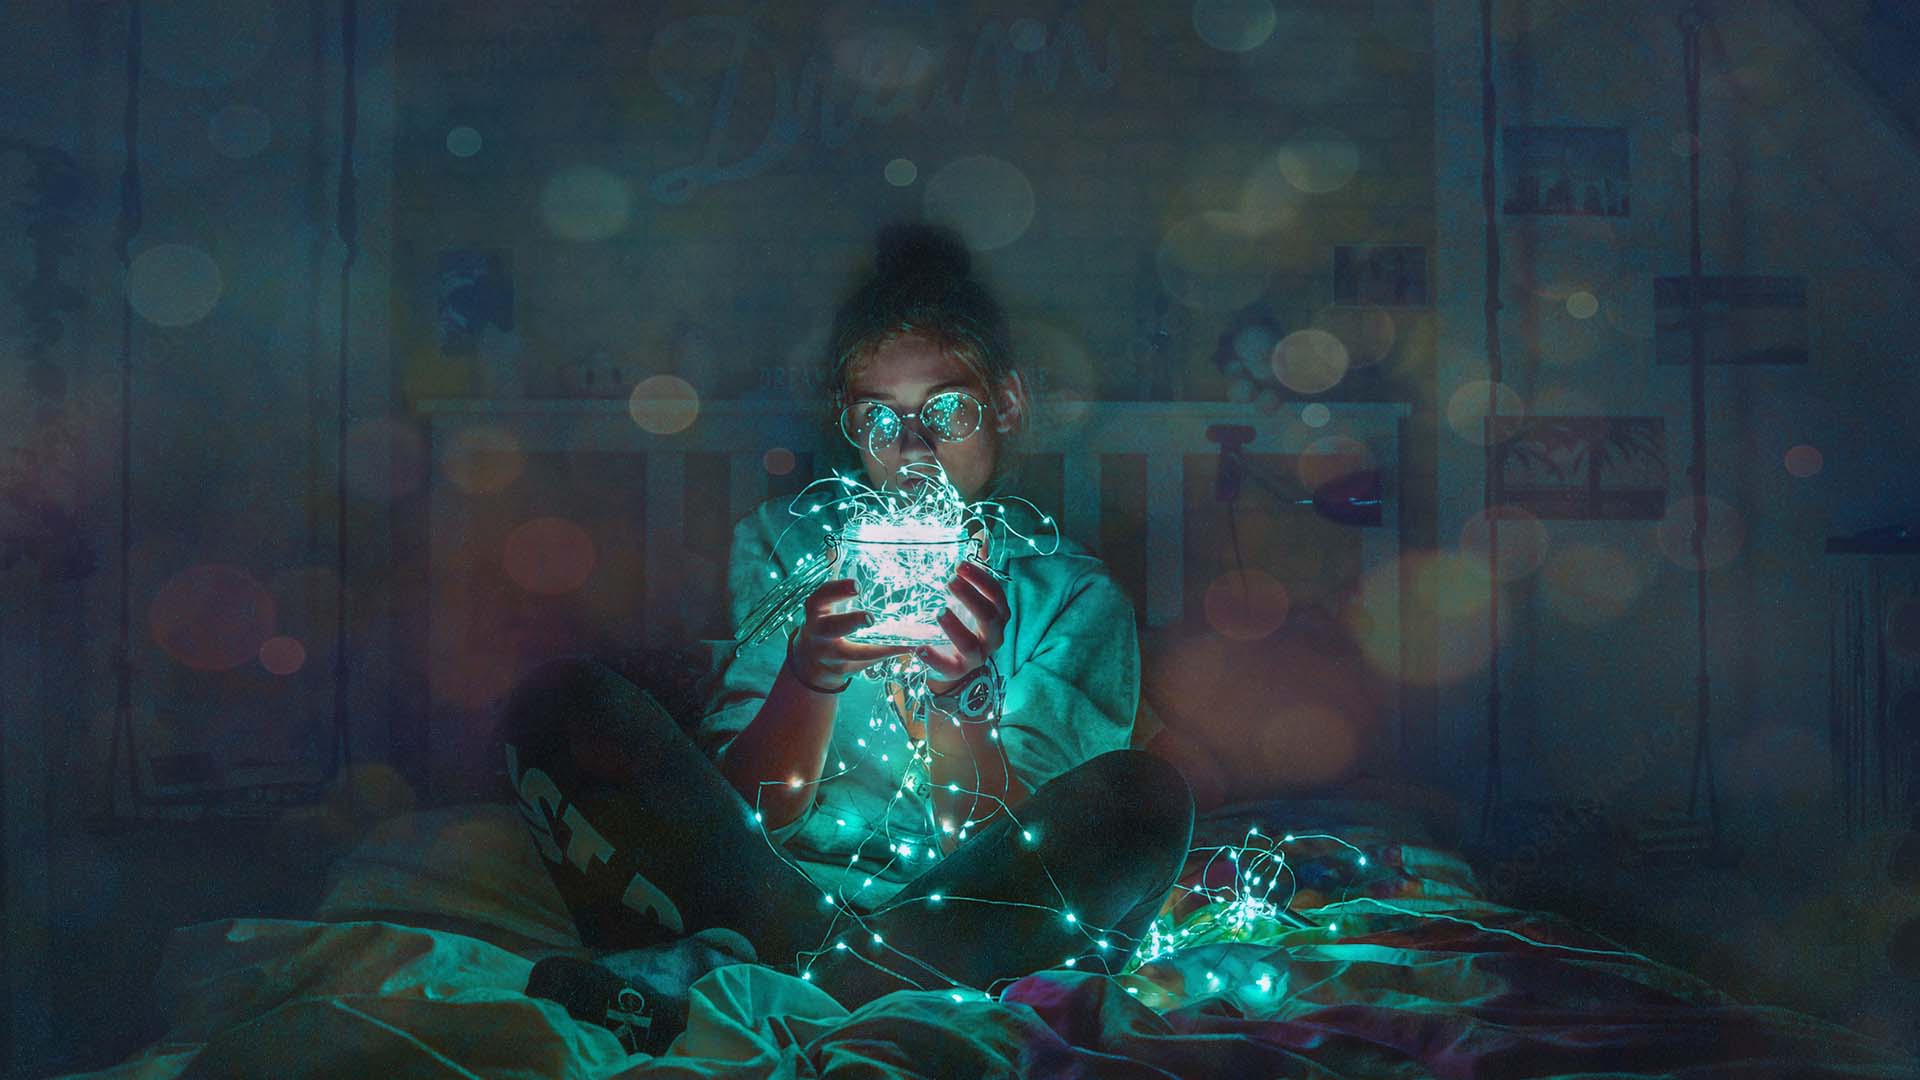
1071 749 1195 855
498 656 637 762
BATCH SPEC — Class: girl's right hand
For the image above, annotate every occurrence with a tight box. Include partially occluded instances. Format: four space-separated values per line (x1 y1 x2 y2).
785 579 914 691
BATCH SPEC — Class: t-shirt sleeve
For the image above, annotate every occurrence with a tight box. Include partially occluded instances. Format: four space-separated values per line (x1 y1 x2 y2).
995 566 1140 788
695 507 819 842
696 507 782 766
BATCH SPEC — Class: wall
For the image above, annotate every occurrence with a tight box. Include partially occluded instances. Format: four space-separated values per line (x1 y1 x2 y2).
394 0 1444 803
0 1 399 1073
1433 0 1920 1037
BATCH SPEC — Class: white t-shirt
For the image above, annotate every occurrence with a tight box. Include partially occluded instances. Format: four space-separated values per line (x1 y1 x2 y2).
696 492 1139 910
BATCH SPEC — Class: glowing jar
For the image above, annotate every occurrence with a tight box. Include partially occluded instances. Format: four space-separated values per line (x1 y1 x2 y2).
841 518 970 645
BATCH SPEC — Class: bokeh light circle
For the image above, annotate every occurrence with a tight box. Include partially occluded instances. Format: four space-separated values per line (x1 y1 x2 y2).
128 244 223 327
1567 291 1600 319
1351 307 1398 366
1300 402 1331 428
1352 551 1500 686
1445 379 1525 445
924 155 1036 251
1784 444 1823 478
504 517 598 595
884 158 918 187
1656 496 1746 571
1203 568 1291 640
1274 129 1360 194
763 447 797 476
629 374 700 435
441 425 526 494
1271 329 1349 394
1458 504 1551 581
259 635 307 675
1255 703 1361 793
1157 212 1277 311
1193 0 1278 52
1540 543 1650 624
540 165 632 242
150 564 277 672
208 105 272 159
446 126 483 157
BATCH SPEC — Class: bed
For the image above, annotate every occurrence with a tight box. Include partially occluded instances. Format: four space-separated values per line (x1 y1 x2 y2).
55 792 1914 1079
56 396 1916 1077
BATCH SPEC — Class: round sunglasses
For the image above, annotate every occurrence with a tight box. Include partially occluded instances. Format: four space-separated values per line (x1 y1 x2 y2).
838 389 988 452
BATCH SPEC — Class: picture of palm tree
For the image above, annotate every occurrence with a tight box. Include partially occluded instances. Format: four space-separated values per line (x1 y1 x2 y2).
1491 416 1667 519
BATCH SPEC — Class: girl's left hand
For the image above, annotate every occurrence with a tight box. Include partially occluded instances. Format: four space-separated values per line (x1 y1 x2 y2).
918 559 1008 692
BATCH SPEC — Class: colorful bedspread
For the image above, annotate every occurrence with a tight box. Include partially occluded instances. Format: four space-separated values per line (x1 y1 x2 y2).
56 802 1914 1079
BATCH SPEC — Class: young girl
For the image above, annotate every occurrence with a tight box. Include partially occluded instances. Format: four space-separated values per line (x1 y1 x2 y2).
499 225 1192 1052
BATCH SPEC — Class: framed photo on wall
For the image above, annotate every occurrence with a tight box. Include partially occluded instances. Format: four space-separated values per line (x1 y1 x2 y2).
1490 415 1667 520
1654 275 1809 365
1502 126 1630 217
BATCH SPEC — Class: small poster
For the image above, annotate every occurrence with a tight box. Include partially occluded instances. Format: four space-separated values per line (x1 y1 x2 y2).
1654 275 1809 365
1502 126 1630 217
1333 244 1429 307
1490 415 1667 520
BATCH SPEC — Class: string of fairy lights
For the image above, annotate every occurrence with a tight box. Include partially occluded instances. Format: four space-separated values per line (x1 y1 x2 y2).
725 462 1644 1001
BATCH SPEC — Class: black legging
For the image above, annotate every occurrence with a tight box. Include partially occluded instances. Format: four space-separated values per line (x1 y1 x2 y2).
496 655 1194 1009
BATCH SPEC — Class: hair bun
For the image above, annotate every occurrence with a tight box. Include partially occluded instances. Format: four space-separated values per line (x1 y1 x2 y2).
874 223 972 282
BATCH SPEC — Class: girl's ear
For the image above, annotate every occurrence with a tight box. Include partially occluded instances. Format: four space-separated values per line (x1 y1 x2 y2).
993 370 1029 435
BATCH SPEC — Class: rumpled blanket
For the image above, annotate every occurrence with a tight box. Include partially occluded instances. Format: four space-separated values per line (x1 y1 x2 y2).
54 804 1916 1079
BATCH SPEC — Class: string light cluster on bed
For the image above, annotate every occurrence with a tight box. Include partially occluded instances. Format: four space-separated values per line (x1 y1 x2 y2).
730 462 1638 1001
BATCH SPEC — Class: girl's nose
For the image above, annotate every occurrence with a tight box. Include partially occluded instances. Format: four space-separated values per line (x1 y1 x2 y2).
894 416 938 454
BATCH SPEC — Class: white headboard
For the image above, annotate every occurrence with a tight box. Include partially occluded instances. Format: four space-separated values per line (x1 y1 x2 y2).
418 397 1408 795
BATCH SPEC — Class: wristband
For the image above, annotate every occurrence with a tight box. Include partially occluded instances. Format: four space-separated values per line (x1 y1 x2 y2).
784 643 852 695
927 666 998 718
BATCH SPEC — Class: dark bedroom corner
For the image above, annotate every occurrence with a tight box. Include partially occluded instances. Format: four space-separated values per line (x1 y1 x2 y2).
3 1 1919 1077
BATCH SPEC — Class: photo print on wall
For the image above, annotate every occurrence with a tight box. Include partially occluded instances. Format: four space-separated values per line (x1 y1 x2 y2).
1490 415 1667 520
1502 126 1630 217
1653 275 1809 365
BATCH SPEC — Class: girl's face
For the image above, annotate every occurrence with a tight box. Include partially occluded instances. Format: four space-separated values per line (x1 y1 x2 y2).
842 333 1019 502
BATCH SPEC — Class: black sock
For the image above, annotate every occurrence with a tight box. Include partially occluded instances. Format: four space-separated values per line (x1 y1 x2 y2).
526 956 688 1058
